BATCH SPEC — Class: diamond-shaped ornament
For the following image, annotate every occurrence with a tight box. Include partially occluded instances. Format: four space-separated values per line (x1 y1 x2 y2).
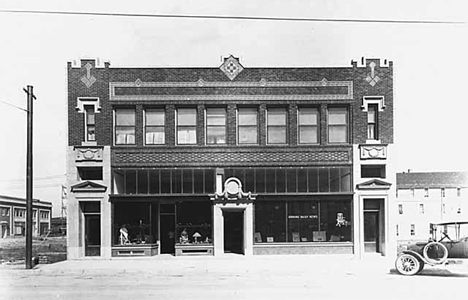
220 55 244 80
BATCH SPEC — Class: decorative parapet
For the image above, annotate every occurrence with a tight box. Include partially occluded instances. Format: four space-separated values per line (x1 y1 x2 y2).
75 147 103 162
360 145 387 160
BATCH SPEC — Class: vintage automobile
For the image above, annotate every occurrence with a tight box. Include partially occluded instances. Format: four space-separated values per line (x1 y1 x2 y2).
395 221 468 275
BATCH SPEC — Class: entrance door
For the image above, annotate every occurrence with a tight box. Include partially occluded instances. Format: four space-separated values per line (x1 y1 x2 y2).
85 215 101 256
160 214 175 254
224 211 244 254
364 211 379 253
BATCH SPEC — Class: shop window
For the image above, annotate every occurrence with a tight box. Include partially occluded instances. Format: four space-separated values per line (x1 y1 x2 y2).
254 200 352 244
78 167 103 181
145 108 165 145
254 201 286 243
410 224 415 236
113 202 157 246
206 108 226 144
84 105 96 142
398 204 403 214
267 108 287 144
367 104 378 140
115 108 135 145
177 108 197 145
328 107 348 144
361 165 386 178
298 107 319 144
238 108 258 144
175 201 212 245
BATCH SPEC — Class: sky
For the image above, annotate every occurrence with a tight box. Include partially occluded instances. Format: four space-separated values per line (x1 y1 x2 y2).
0 0 467 216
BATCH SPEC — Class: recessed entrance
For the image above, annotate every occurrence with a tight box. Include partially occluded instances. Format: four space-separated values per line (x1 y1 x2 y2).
160 204 176 254
364 211 379 253
223 211 244 254
85 215 101 256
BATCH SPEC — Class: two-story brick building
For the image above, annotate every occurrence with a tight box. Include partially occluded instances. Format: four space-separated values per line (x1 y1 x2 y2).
66 56 396 259
0 195 52 238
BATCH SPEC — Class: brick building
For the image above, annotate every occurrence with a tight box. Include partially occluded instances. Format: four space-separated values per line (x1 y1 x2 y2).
66 56 396 259
396 171 468 241
0 195 52 238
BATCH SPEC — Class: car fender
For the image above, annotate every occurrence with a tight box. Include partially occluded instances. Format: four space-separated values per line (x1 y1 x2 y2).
402 250 425 263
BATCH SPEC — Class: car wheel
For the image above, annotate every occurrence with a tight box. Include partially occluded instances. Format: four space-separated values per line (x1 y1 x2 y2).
423 242 448 264
395 254 421 276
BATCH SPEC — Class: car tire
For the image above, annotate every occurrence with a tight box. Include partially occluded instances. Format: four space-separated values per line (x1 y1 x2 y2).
395 254 421 276
423 241 448 264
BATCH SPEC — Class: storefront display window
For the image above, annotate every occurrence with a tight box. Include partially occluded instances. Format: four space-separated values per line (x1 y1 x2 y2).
113 203 158 246
176 201 212 244
255 199 352 244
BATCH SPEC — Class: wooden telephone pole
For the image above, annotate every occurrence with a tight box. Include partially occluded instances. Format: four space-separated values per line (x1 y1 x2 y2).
23 85 36 269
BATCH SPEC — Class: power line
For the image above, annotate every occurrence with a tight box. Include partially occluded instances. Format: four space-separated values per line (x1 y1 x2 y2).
0 99 27 112
0 9 464 25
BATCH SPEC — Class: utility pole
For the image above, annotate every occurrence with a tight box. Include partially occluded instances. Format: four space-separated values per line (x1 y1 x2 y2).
23 85 36 269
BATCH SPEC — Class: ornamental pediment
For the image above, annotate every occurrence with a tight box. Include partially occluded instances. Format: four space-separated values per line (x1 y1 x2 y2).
356 179 392 190
210 177 257 202
71 181 107 193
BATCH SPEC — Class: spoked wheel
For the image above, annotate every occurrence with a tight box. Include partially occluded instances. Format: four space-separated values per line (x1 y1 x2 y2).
395 254 421 276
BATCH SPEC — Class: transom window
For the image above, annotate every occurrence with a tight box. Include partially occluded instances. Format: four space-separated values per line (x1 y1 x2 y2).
328 107 348 144
298 107 319 144
115 108 135 145
84 105 96 142
267 108 287 144
177 108 197 145
145 108 165 145
206 108 226 144
238 108 258 144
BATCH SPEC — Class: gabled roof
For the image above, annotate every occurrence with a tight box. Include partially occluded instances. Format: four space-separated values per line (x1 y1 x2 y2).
71 181 107 193
356 179 392 190
397 172 468 189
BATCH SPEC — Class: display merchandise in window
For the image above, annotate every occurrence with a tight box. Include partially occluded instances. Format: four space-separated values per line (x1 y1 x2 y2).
176 201 212 245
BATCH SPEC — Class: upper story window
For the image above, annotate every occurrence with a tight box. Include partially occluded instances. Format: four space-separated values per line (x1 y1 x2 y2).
267 108 287 144
410 224 415 236
206 108 226 144
238 108 258 145
14 208 26 218
177 108 197 145
424 188 429 197
367 104 378 140
145 108 165 145
115 108 135 145
298 107 319 144
40 211 50 219
398 204 403 214
457 188 461 197
328 107 348 144
0 207 9 216
84 105 96 142
419 203 425 214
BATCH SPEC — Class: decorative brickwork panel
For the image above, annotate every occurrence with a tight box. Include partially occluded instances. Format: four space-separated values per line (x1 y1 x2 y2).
112 148 351 167
75 147 103 161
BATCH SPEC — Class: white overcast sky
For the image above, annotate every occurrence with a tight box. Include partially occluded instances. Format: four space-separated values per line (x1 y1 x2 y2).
0 0 467 215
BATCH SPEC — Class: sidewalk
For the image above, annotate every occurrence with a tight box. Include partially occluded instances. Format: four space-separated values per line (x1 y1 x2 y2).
4 253 395 277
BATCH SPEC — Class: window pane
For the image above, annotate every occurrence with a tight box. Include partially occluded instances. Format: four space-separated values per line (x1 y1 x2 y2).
340 167 351 192
299 126 318 144
116 109 135 126
328 108 347 125
137 170 148 194
368 109 375 123
239 127 257 144
177 108 197 125
329 126 347 143
276 169 286 193
146 127 165 144
297 169 307 193
238 109 257 125
299 108 318 125
267 109 286 125
206 127 226 144
85 106 95 124
125 170 136 194
146 109 165 126
268 127 286 144
116 127 135 144
254 202 286 243
318 168 329 192
177 128 196 144
149 170 160 194
330 168 340 192
288 201 318 242
320 201 352 242
308 168 318 192
206 108 226 125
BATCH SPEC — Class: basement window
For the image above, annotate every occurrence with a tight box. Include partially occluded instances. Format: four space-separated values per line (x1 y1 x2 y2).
78 167 103 181
361 165 386 178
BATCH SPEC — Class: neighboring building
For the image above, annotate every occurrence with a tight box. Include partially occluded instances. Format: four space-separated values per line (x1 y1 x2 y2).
396 171 468 241
0 195 52 238
67 56 396 259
